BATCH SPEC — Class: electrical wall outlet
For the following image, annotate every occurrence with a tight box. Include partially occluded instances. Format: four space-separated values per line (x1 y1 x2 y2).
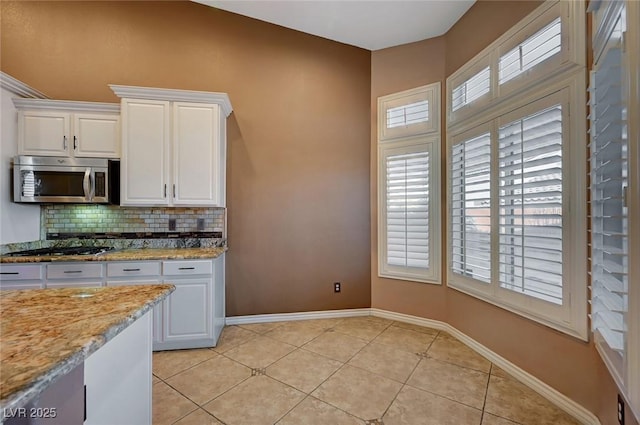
618 394 625 425
168 219 176 231
197 218 205 231
334 282 341 293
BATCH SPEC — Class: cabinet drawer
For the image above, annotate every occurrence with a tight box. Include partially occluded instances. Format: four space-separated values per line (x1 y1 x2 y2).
46 282 102 289
0 264 43 281
0 282 44 290
107 262 160 278
47 263 103 279
163 260 212 276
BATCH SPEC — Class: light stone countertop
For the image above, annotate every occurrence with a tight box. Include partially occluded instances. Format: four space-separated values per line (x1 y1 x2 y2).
0 284 175 412
0 247 226 263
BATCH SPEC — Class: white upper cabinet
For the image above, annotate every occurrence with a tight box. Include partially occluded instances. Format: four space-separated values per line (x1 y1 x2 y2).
120 99 171 206
173 102 224 206
14 99 120 158
111 85 231 207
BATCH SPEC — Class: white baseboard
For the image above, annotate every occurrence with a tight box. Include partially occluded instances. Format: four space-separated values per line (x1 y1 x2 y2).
370 308 601 425
225 308 370 325
225 307 600 425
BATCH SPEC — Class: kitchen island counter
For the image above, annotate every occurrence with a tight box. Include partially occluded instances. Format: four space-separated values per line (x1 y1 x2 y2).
0 284 174 413
0 246 226 263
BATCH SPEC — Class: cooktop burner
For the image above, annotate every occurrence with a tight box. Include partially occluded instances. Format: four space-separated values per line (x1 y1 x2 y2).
5 246 114 257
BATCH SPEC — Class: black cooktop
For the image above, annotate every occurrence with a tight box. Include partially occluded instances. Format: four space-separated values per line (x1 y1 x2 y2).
5 246 114 257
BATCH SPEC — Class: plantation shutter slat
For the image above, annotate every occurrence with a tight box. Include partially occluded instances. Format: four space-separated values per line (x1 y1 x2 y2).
499 17 562 84
386 101 429 129
451 132 492 283
386 151 430 270
452 66 491 112
498 104 564 305
589 6 628 355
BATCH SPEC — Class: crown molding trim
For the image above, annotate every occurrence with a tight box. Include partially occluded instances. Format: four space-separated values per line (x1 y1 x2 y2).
12 98 120 113
109 84 233 117
0 72 48 99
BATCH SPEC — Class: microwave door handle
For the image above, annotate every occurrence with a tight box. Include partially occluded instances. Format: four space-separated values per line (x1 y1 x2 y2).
83 168 92 200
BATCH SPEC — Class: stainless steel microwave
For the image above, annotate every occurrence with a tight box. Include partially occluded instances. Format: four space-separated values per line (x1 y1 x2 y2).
13 156 112 204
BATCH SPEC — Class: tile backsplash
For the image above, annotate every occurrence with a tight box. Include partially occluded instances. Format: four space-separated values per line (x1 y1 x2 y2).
42 205 225 238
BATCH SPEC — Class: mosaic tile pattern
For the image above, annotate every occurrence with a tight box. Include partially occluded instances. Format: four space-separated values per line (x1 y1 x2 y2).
152 317 581 425
41 205 225 236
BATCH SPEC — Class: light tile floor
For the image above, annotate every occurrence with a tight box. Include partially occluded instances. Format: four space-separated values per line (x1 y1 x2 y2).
152 316 580 425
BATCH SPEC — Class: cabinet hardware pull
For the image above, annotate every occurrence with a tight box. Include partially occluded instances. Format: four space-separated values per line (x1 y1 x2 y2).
122 268 141 272
173 184 176 198
63 135 67 149
74 136 78 150
0 272 20 275
164 184 167 198
178 267 195 270
84 385 87 422
63 270 83 274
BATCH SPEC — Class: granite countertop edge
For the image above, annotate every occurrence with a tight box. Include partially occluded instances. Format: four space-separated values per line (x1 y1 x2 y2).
0 285 175 412
0 247 227 263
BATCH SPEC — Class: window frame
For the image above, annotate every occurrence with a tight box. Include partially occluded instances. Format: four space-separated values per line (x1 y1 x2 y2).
378 136 441 284
446 0 588 340
378 84 439 142
378 82 442 285
447 80 588 340
446 0 586 127
447 53 494 124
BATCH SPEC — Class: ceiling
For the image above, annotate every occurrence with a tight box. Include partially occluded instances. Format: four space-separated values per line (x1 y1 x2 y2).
193 1 476 51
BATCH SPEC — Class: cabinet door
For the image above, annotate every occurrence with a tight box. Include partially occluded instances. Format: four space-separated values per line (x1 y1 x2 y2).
106 279 163 347
172 102 223 206
121 99 170 206
18 111 70 156
161 278 212 343
73 113 120 158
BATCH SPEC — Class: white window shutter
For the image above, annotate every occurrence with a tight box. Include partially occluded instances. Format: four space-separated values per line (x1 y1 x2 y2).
590 6 628 356
499 17 562 85
451 132 492 283
498 104 564 304
452 67 491 112
386 151 430 269
386 101 429 129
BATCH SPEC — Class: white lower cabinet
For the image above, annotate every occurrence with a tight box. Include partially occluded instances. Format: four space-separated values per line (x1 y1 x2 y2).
160 278 212 347
84 310 152 425
105 256 225 350
0 256 225 350
106 261 163 347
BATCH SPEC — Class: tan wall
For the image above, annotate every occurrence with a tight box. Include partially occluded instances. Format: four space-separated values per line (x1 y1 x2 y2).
0 1 372 316
370 36 448 322
372 1 636 424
